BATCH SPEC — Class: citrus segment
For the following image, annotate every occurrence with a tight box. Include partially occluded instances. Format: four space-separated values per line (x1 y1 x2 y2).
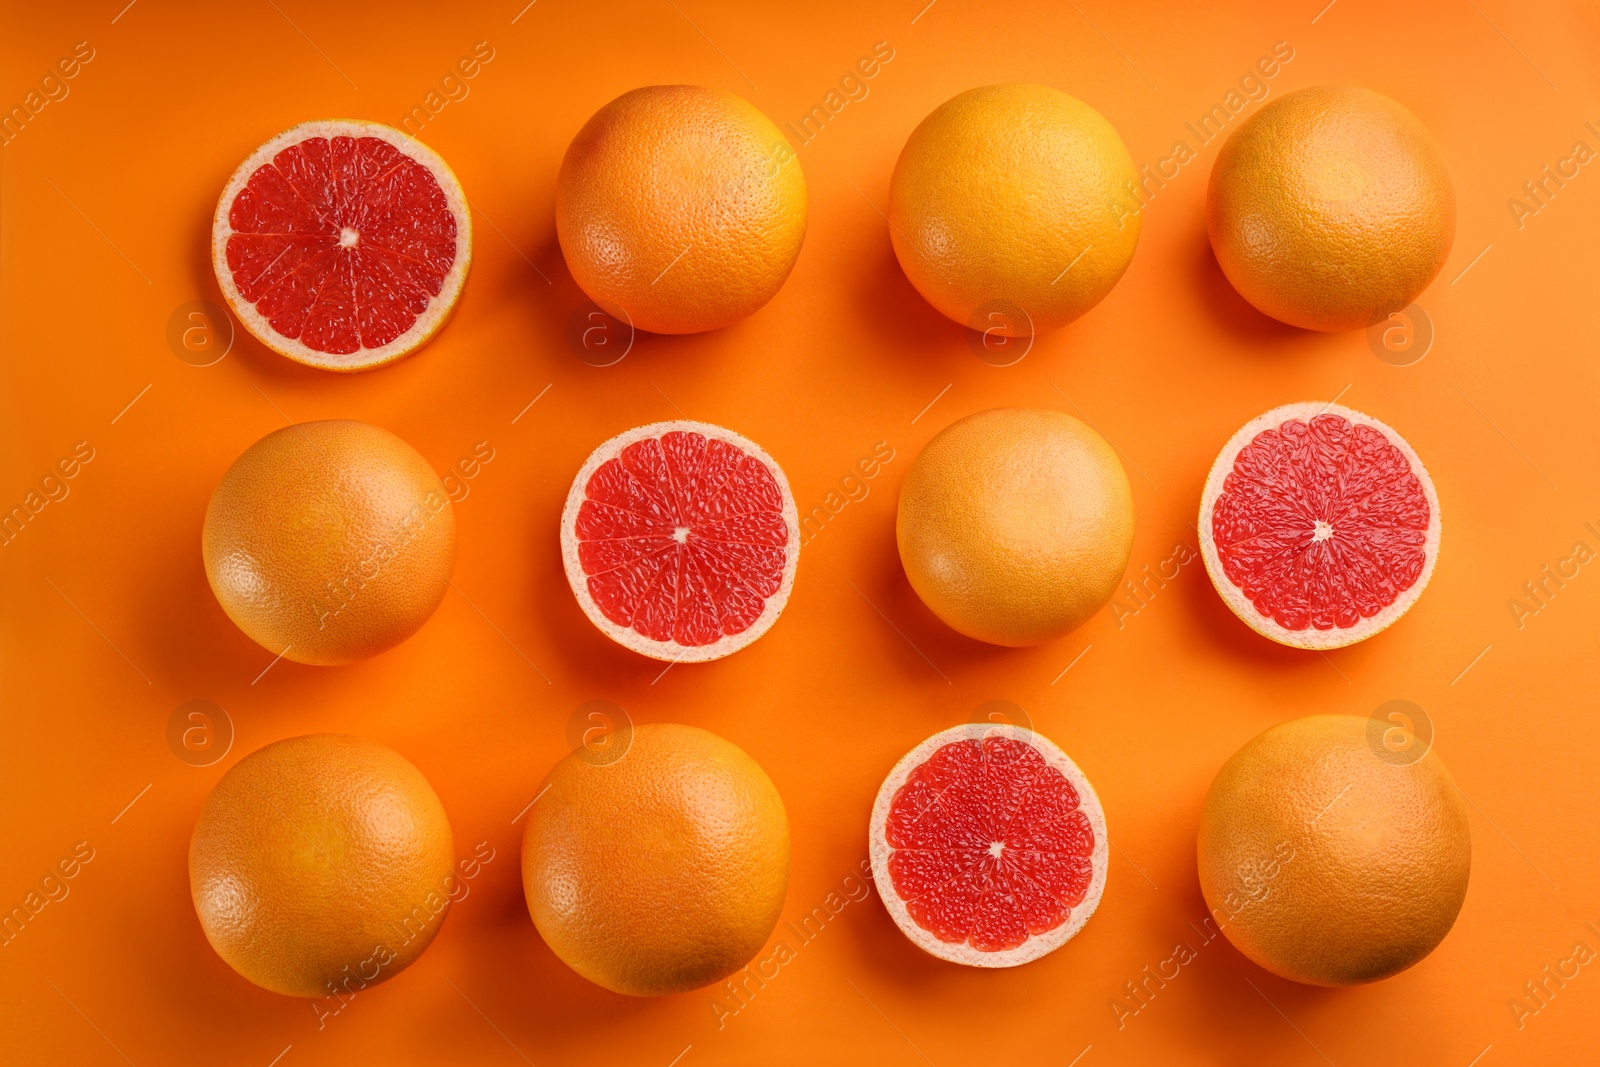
561 421 799 661
212 120 472 370
1199 403 1439 649
870 725 1108 967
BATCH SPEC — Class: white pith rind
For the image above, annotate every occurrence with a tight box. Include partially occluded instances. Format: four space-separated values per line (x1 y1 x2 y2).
559 420 801 663
211 119 473 373
868 724 1110 968
1198 401 1442 650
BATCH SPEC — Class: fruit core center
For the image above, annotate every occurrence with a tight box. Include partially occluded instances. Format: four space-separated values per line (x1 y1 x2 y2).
673 526 689 544
1311 519 1333 543
988 841 1004 859
339 227 359 248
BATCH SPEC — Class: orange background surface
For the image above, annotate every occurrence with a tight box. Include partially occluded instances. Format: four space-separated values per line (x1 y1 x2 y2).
3 1 1599 1063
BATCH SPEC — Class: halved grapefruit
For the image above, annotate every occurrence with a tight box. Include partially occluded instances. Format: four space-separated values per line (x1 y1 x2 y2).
211 120 472 372
869 724 1109 967
560 421 799 662
1199 402 1441 649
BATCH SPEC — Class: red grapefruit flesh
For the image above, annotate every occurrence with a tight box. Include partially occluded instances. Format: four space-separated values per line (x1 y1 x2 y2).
1199 402 1441 649
211 120 472 371
869 725 1109 967
560 421 800 663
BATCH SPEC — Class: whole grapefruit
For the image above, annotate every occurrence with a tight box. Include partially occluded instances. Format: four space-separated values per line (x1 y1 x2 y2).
522 723 790 996
1197 715 1471 986
556 85 807 334
189 734 456 998
1206 85 1455 331
202 420 456 665
888 84 1140 335
897 408 1134 645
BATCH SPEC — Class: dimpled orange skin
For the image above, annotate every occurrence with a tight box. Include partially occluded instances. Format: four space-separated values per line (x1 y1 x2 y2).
202 420 456 666
522 724 790 997
189 734 456 998
556 85 808 334
1197 716 1471 987
888 84 1141 336
897 408 1135 646
1206 84 1456 332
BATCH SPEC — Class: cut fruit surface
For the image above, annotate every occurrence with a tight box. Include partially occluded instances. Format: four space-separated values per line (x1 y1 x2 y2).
211 120 472 371
869 724 1108 968
1199 402 1440 649
560 421 799 662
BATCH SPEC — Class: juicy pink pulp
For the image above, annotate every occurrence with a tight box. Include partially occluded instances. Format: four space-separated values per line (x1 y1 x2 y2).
575 431 788 646
1212 413 1430 632
885 737 1095 952
225 135 457 354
